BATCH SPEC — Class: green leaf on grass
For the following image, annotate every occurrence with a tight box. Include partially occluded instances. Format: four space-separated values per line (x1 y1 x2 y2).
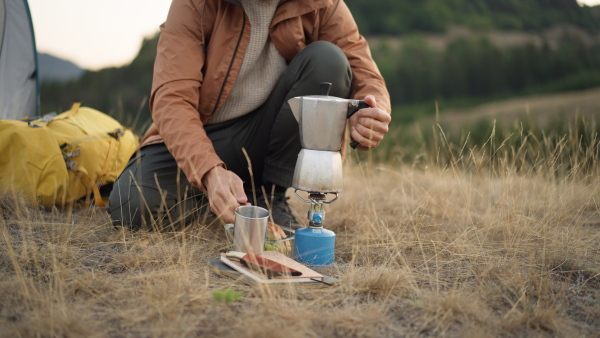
212 288 243 303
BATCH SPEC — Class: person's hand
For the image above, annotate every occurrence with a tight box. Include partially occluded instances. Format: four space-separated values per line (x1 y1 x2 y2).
201 166 249 223
349 95 391 151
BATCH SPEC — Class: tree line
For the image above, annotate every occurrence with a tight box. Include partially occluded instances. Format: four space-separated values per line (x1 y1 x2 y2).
346 0 599 35
374 32 600 122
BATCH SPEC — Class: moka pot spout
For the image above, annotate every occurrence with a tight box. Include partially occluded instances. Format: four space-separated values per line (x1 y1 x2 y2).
288 97 301 123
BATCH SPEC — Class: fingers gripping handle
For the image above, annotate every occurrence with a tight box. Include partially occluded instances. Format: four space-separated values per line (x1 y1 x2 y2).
347 100 371 149
346 100 370 119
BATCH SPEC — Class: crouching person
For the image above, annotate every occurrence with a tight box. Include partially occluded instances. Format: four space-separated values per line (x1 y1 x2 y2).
108 0 391 231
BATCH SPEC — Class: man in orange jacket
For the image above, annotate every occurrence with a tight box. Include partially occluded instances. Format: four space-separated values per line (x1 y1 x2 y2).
108 0 391 231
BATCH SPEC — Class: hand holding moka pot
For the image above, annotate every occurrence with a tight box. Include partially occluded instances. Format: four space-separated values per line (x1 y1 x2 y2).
287 82 370 268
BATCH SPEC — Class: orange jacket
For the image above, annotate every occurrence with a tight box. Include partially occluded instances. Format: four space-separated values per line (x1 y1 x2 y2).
142 0 390 189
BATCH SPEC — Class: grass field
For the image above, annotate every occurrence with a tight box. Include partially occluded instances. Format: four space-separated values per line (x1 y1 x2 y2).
437 87 600 130
1 98 599 337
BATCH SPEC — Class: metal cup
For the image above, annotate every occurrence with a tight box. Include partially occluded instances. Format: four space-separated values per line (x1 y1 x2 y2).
224 223 295 256
232 205 269 254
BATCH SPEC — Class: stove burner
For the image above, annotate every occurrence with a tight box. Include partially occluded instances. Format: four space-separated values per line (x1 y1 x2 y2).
309 193 326 201
294 190 339 227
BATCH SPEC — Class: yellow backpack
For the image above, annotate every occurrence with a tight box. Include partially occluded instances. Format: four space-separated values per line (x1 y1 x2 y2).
0 103 139 207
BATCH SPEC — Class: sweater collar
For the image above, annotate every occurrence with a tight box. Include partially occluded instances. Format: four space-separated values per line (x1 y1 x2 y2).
222 0 333 25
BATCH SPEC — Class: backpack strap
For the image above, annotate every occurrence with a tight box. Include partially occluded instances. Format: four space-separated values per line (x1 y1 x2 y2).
64 102 81 118
80 172 106 207
98 129 123 183
48 102 81 125
69 164 106 207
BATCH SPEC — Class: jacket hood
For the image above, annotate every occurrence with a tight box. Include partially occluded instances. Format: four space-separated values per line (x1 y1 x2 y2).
272 0 334 26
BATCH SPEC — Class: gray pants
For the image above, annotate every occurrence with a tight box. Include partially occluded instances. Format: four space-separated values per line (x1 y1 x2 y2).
108 41 352 230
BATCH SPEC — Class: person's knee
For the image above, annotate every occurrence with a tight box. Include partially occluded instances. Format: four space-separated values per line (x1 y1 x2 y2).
300 41 352 96
304 41 348 67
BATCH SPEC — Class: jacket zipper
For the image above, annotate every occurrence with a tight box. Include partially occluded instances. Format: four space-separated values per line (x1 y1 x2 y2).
210 0 247 116
209 0 296 116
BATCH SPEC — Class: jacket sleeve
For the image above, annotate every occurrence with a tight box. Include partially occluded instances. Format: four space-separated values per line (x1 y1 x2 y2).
318 0 391 114
149 0 224 190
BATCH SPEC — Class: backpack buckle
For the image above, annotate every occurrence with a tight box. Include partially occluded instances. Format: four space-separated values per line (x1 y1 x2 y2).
63 148 81 160
67 160 79 171
108 128 125 140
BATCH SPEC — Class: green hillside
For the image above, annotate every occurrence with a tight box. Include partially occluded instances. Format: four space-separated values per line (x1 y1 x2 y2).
40 0 600 133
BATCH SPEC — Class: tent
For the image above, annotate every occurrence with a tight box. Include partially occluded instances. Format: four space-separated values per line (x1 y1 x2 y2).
0 0 39 119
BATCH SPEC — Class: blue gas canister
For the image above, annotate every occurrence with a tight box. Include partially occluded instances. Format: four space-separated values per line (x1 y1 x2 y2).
293 227 335 268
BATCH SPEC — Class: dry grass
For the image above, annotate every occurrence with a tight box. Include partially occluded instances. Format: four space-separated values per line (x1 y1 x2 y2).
1 118 599 337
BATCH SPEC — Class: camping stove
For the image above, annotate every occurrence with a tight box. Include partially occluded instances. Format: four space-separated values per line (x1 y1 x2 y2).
287 82 369 268
291 191 338 267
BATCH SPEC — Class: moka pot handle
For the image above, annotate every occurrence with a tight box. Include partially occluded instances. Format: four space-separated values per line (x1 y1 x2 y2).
347 100 372 149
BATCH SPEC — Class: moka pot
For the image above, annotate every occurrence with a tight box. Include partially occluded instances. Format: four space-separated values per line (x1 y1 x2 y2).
288 83 369 193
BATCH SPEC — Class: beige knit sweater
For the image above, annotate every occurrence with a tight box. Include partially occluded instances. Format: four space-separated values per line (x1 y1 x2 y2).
210 0 287 124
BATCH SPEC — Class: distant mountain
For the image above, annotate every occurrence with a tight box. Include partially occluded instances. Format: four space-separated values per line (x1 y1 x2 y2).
37 53 86 83
40 35 158 132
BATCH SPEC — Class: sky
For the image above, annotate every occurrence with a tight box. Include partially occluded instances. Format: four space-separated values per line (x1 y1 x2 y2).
28 0 600 71
29 0 172 70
